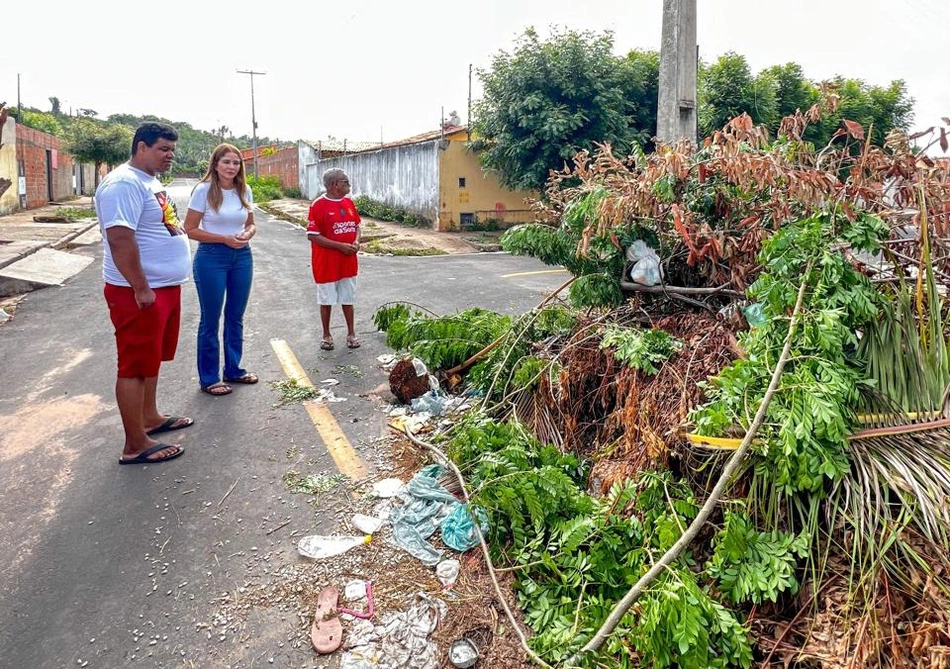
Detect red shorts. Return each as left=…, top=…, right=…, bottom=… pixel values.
left=104, top=284, right=181, bottom=378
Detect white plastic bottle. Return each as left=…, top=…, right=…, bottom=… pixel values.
left=297, top=534, right=371, bottom=560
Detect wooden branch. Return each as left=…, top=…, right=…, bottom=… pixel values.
left=619, top=279, right=744, bottom=297
left=566, top=266, right=811, bottom=666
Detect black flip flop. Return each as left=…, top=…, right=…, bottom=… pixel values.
left=119, top=443, right=184, bottom=465
left=146, top=415, right=194, bottom=436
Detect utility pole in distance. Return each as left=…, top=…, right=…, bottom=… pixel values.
left=656, top=0, right=697, bottom=146
left=237, top=69, right=266, bottom=179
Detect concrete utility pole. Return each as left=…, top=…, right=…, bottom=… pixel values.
left=237, top=69, right=266, bottom=179
left=656, top=0, right=697, bottom=146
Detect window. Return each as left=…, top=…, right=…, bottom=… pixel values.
left=458, top=177, right=466, bottom=188
left=459, top=213, right=475, bottom=229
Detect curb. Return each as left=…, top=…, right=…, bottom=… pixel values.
left=51, top=219, right=99, bottom=251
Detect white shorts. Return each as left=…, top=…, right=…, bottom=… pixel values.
left=316, top=277, right=358, bottom=305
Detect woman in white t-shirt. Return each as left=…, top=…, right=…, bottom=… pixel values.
left=184, top=143, right=257, bottom=396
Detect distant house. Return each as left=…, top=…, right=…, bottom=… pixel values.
left=298, top=125, right=536, bottom=231
left=0, top=116, right=98, bottom=216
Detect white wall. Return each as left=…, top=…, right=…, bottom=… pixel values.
left=299, top=140, right=440, bottom=228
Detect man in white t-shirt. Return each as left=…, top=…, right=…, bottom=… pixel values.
left=95, top=122, right=194, bottom=465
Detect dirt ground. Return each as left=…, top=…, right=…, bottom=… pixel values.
left=212, top=425, right=533, bottom=668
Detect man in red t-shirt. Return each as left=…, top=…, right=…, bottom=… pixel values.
left=307, top=168, right=362, bottom=350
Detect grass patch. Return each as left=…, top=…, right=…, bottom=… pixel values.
left=363, top=240, right=443, bottom=256
left=58, top=207, right=96, bottom=220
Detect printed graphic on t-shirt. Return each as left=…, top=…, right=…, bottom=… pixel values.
left=333, top=220, right=358, bottom=236
left=156, top=191, right=184, bottom=236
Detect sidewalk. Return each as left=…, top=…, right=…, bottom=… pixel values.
left=0, top=196, right=98, bottom=267
left=0, top=196, right=99, bottom=298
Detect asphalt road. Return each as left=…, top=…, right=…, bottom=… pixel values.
left=0, top=184, right=567, bottom=669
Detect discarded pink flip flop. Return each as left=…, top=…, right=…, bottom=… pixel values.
left=311, top=586, right=343, bottom=654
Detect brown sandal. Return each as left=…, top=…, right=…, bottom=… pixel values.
left=320, top=337, right=334, bottom=351
left=201, top=382, right=232, bottom=396
left=225, top=373, right=258, bottom=384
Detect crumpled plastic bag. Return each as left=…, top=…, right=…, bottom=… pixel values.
left=440, top=503, right=488, bottom=552
left=627, top=239, right=663, bottom=286
left=389, top=465, right=459, bottom=566
left=743, top=302, right=767, bottom=327
left=340, top=593, right=448, bottom=669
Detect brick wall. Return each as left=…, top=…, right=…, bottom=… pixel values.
left=243, top=146, right=298, bottom=191
left=16, top=125, right=75, bottom=209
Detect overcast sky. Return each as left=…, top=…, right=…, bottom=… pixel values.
left=5, top=0, right=947, bottom=148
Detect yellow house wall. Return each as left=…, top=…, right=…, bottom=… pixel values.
left=0, top=116, right=18, bottom=215
left=437, top=136, right=536, bottom=231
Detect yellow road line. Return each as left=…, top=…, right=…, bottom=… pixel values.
left=500, top=268, right=569, bottom=278
left=270, top=339, right=368, bottom=480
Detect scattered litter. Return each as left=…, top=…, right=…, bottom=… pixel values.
left=315, top=388, right=346, bottom=403
left=410, top=390, right=470, bottom=417
left=320, top=378, right=340, bottom=386
left=298, top=534, right=371, bottom=560
left=352, top=513, right=384, bottom=535
left=627, top=239, right=663, bottom=286
left=377, top=353, right=398, bottom=371
left=435, top=559, right=460, bottom=588
left=340, top=593, right=448, bottom=669
left=410, top=391, right=448, bottom=416
left=441, top=504, right=488, bottom=552
left=448, top=638, right=479, bottom=668
left=390, top=465, right=466, bottom=566
left=0, top=309, right=11, bottom=324
left=345, top=580, right=369, bottom=601
left=743, top=302, right=767, bottom=327
left=339, top=581, right=375, bottom=619
left=372, top=478, right=405, bottom=498
left=389, top=414, right=432, bottom=434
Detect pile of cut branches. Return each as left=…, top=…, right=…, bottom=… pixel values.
left=376, top=105, right=950, bottom=668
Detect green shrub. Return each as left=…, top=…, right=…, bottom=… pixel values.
left=247, top=175, right=283, bottom=202
left=352, top=194, right=430, bottom=228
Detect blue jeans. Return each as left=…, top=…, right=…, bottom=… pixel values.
left=193, top=243, right=253, bottom=387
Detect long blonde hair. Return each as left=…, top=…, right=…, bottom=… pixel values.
left=199, top=143, right=251, bottom=212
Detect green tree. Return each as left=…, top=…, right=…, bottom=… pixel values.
left=66, top=119, right=133, bottom=185
left=49, top=97, right=62, bottom=115
left=819, top=77, right=914, bottom=146
left=16, top=109, right=63, bottom=135
left=472, top=27, right=658, bottom=192
left=762, top=63, right=816, bottom=120
left=699, top=52, right=777, bottom=135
